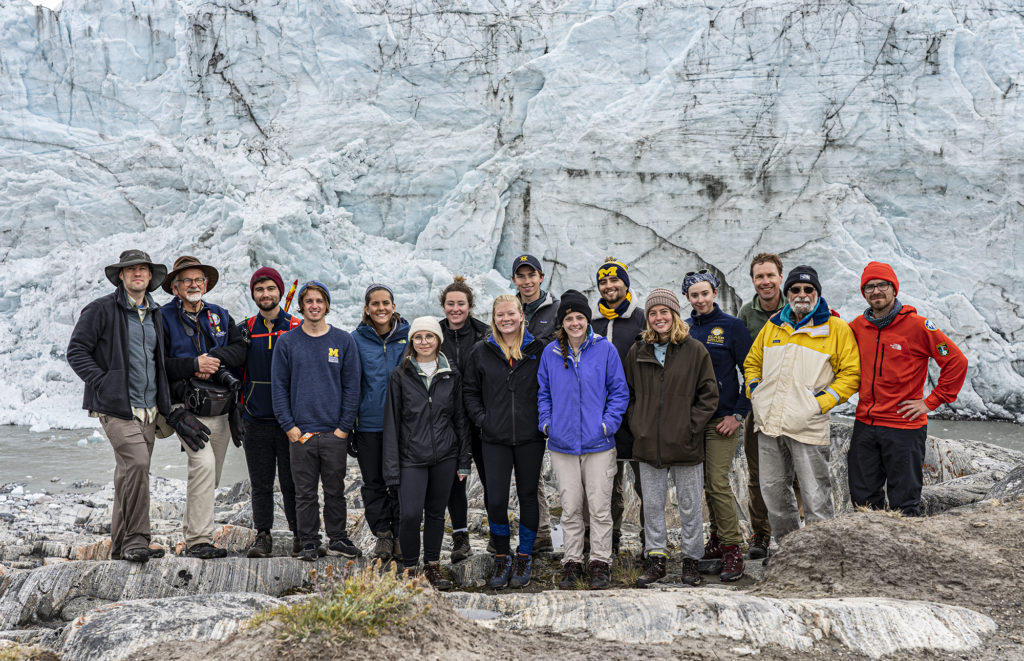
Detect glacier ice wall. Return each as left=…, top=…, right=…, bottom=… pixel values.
left=0, top=0, right=1021, bottom=427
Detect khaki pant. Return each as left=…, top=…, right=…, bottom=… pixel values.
left=551, top=448, right=617, bottom=565
left=100, top=415, right=155, bottom=557
left=180, top=413, right=231, bottom=547
left=704, top=418, right=743, bottom=546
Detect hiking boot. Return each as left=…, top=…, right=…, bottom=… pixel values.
left=327, top=537, right=362, bottom=558
left=247, top=530, right=273, bottom=558
left=489, top=554, right=513, bottom=589
left=558, top=561, right=585, bottom=590
left=681, top=558, right=702, bottom=586
left=589, top=560, right=611, bottom=590
left=702, top=534, right=722, bottom=560
left=748, top=533, right=770, bottom=559
left=508, top=552, right=533, bottom=588
left=297, top=543, right=318, bottom=562
left=719, top=544, right=744, bottom=582
left=450, top=531, right=472, bottom=563
left=122, top=547, right=149, bottom=563
left=423, top=562, right=452, bottom=591
left=372, top=531, right=395, bottom=562
left=533, top=529, right=553, bottom=554
left=636, top=554, right=666, bottom=588
left=147, top=546, right=166, bottom=559
left=185, top=543, right=227, bottom=559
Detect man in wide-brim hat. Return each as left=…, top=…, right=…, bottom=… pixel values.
left=161, top=255, right=219, bottom=294
left=68, top=250, right=210, bottom=563
left=159, top=254, right=247, bottom=559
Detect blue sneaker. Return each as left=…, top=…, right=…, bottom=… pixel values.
left=508, top=552, right=532, bottom=588
left=489, top=554, right=513, bottom=589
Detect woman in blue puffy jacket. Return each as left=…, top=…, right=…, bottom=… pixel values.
left=537, top=290, right=629, bottom=590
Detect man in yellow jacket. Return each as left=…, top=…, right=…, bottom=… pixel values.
left=743, top=266, right=860, bottom=540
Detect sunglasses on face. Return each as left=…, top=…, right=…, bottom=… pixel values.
left=789, top=285, right=815, bottom=295
left=685, top=268, right=710, bottom=277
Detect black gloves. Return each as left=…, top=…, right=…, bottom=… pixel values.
left=229, top=405, right=245, bottom=448
left=167, top=408, right=211, bottom=451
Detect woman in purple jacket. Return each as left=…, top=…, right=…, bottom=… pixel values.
left=538, top=290, right=629, bottom=590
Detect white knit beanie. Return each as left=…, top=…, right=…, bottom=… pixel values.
left=408, top=316, right=443, bottom=343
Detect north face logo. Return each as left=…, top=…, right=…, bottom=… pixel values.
left=799, top=274, right=810, bottom=281
left=890, top=343, right=902, bottom=351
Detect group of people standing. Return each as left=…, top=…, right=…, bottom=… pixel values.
left=67, top=247, right=968, bottom=592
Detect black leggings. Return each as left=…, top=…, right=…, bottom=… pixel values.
left=446, top=428, right=487, bottom=530
left=482, top=441, right=544, bottom=555
left=399, top=458, right=456, bottom=567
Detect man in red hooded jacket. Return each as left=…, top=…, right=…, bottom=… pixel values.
left=849, top=262, right=968, bottom=516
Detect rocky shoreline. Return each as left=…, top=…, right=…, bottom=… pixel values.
left=2, top=421, right=1023, bottom=660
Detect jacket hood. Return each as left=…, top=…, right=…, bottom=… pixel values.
left=775, top=296, right=832, bottom=329
left=487, top=327, right=537, bottom=351
left=355, top=316, right=410, bottom=343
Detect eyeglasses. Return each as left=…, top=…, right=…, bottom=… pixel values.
left=176, top=277, right=207, bottom=286
left=685, top=269, right=710, bottom=277
left=412, top=335, right=437, bottom=344
left=862, top=282, right=892, bottom=293
left=788, top=285, right=815, bottom=295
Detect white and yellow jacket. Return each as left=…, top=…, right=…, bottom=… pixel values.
left=743, top=298, right=860, bottom=446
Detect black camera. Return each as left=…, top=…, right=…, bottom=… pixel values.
left=210, top=367, right=241, bottom=391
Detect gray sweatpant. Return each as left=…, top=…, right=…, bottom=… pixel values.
left=758, top=432, right=833, bottom=539
left=638, top=462, right=704, bottom=561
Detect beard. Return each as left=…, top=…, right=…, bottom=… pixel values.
left=791, top=297, right=815, bottom=315
left=185, top=292, right=203, bottom=304
left=257, top=298, right=279, bottom=311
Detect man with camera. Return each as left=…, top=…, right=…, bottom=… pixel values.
left=68, top=250, right=211, bottom=563
left=160, top=255, right=248, bottom=559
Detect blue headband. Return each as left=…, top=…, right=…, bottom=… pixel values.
left=682, top=270, right=719, bottom=295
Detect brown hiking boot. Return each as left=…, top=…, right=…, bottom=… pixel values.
left=246, top=530, right=273, bottom=558
left=423, top=562, right=452, bottom=591
left=719, top=544, right=744, bottom=582
left=701, top=534, right=722, bottom=560
left=748, top=533, right=770, bottom=559
left=372, top=531, right=395, bottom=562
left=534, top=528, right=553, bottom=554
left=558, top=561, right=585, bottom=589
left=681, top=558, right=702, bottom=586
left=635, top=554, right=666, bottom=588
left=589, top=560, right=611, bottom=590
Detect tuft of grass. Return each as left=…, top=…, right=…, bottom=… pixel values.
left=611, top=557, right=643, bottom=586
left=249, top=559, right=428, bottom=642
left=0, top=643, right=58, bottom=661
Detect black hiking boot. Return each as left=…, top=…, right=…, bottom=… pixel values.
left=558, top=561, right=585, bottom=590
left=636, top=554, right=667, bottom=588
left=450, top=531, right=472, bottom=563
left=681, top=557, right=702, bottom=586
left=247, top=530, right=273, bottom=558
left=589, top=560, right=611, bottom=590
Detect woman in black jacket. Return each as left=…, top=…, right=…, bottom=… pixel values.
left=462, top=294, right=547, bottom=589
left=383, top=316, right=471, bottom=590
left=438, top=276, right=491, bottom=563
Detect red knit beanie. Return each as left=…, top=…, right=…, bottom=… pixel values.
left=860, top=261, right=899, bottom=296
left=250, top=266, right=285, bottom=298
